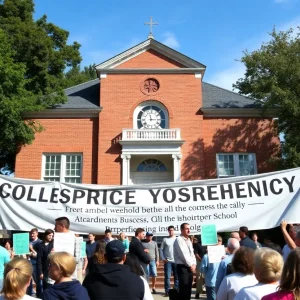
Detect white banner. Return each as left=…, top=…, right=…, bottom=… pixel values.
left=0, top=168, right=299, bottom=235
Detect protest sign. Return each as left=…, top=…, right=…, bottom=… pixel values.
left=13, top=233, right=29, bottom=255
left=53, top=232, right=75, bottom=255
left=201, top=224, right=218, bottom=245
left=207, top=245, right=226, bottom=263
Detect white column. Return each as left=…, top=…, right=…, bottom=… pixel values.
left=121, top=154, right=131, bottom=185
left=172, top=154, right=182, bottom=182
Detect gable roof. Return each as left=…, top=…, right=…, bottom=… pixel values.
left=202, top=82, right=257, bottom=109
left=95, top=38, right=206, bottom=76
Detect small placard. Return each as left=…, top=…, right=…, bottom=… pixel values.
left=201, top=224, right=218, bottom=246
left=207, top=245, right=226, bottom=263
left=13, top=233, right=29, bottom=255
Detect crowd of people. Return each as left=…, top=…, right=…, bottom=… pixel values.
left=0, top=218, right=299, bottom=300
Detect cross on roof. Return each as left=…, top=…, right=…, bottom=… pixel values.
left=144, top=16, right=158, bottom=39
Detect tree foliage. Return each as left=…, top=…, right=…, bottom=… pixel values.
left=63, top=64, right=97, bottom=88
left=0, top=0, right=86, bottom=169
left=234, top=27, right=300, bottom=168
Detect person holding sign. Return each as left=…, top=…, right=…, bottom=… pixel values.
left=0, top=257, right=38, bottom=300
left=173, top=223, right=196, bottom=300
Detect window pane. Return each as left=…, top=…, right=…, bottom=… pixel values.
left=239, top=154, right=255, bottom=175
left=218, top=154, right=234, bottom=176
left=64, top=155, right=82, bottom=183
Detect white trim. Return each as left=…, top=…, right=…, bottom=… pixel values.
left=195, top=73, right=202, bottom=79
left=216, top=153, right=257, bottom=178
left=100, top=73, right=107, bottom=78
left=98, top=68, right=205, bottom=75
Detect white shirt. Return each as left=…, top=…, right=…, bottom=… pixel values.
left=234, top=282, right=279, bottom=300
left=140, top=276, right=154, bottom=300
left=173, top=235, right=196, bottom=267
left=217, top=273, right=258, bottom=300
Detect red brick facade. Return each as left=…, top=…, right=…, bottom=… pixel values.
left=15, top=48, right=280, bottom=184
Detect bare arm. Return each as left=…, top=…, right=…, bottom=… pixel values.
left=281, top=220, right=297, bottom=250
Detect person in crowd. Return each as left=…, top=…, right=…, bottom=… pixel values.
left=261, top=248, right=300, bottom=300
left=37, top=229, right=54, bottom=291
left=54, top=217, right=71, bottom=234
left=124, top=253, right=154, bottom=300
left=251, top=232, right=262, bottom=248
left=86, top=233, right=97, bottom=273
left=160, top=225, right=179, bottom=298
left=234, top=248, right=283, bottom=300
left=119, top=232, right=130, bottom=253
left=281, top=220, right=300, bottom=251
left=89, top=240, right=106, bottom=271
left=102, top=229, right=114, bottom=244
left=142, top=232, right=159, bottom=294
left=41, top=252, right=89, bottom=300
left=27, top=228, right=42, bottom=297
left=217, top=247, right=257, bottom=300
left=129, top=228, right=150, bottom=275
left=0, top=257, right=37, bottom=300
left=200, top=236, right=223, bottom=300
left=83, top=240, right=145, bottom=299
left=193, top=237, right=205, bottom=299
left=0, top=243, right=10, bottom=291
left=215, top=238, right=240, bottom=292
left=263, top=236, right=282, bottom=254
left=281, top=224, right=297, bottom=261
left=4, top=240, right=14, bottom=259
left=173, top=223, right=196, bottom=300
left=238, top=226, right=257, bottom=250
left=230, top=232, right=241, bottom=241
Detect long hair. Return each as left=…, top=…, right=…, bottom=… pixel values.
left=93, top=240, right=106, bottom=264
left=1, top=257, right=32, bottom=300
left=278, top=248, right=300, bottom=300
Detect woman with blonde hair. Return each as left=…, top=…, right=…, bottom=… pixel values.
left=119, top=232, right=130, bottom=253
left=0, top=257, right=37, bottom=300
left=41, top=252, right=89, bottom=300
left=262, top=248, right=300, bottom=300
left=234, top=248, right=283, bottom=300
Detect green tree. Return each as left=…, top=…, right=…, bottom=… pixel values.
left=63, top=64, right=97, bottom=89
left=0, top=29, right=42, bottom=168
left=234, top=27, right=300, bottom=168
left=0, top=0, right=83, bottom=169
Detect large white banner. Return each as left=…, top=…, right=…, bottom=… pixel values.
left=0, top=168, right=299, bottom=235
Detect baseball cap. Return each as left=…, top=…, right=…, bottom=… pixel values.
left=146, top=232, right=153, bottom=236
left=105, top=240, right=125, bottom=258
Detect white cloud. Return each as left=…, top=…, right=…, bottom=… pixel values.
left=206, top=63, right=246, bottom=91
left=161, top=32, right=180, bottom=49
left=206, top=16, right=300, bottom=90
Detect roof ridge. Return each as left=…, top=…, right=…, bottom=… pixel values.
left=64, top=78, right=99, bottom=91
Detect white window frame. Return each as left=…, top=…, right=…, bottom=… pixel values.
left=42, top=153, right=83, bottom=183
left=216, top=153, right=257, bottom=178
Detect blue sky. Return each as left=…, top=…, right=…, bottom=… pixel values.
left=34, top=0, right=300, bottom=90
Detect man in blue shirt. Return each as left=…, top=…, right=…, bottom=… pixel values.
left=215, top=237, right=240, bottom=292
left=0, top=244, right=10, bottom=290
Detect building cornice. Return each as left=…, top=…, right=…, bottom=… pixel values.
left=201, top=108, right=278, bottom=118
left=24, top=108, right=102, bottom=119
left=98, top=68, right=205, bottom=75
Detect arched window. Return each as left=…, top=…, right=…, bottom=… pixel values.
left=133, top=101, right=168, bottom=129
left=137, top=159, right=167, bottom=172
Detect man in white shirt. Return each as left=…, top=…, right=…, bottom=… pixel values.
left=173, top=223, right=196, bottom=300
left=160, top=225, right=179, bottom=297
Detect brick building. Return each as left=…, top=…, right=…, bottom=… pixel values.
left=15, top=38, right=280, bottom=185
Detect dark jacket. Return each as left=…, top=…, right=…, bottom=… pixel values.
left=37, top=240, right=53, bottom=277
left=83, top=263, right=144, bottom=300
left=240, top=236, right=257, bottom=250
left=42, top=280, right=90, bottom=300
left=129, top=236, right=150, bottom=264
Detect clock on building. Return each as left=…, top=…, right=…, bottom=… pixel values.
left=137, top=105, right=166, bottom=129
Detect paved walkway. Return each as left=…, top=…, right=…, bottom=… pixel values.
left=152, top=289, right=207, bottom=299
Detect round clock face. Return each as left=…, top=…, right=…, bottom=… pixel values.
left=141, top=109, right=161, bottom=129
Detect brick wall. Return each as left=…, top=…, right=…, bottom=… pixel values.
left=15, top=118, right=99, bottom=183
